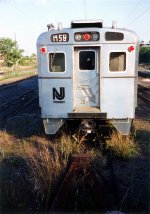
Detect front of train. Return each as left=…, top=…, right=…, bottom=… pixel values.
left=37, top=20, right=139, bottom=135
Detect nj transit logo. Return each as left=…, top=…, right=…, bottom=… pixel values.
left=53, top=87, right=65, bottom=103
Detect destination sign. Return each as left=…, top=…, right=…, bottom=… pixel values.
left=51, top=33, right=69, bottom=42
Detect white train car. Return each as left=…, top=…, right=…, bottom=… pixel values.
left=37, top=20, right=139, bottom=135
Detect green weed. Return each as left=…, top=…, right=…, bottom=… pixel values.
left=105, top=131, right=140, bottom=158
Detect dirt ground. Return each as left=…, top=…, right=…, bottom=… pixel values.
left=0, top=73, right=37, bottom=86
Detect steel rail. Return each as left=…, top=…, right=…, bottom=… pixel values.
left=138, top=93, right=150, bottom=103
left=49, top=153, right=118, bottom=212
left=0, top=96, right=38, bottom=125
left=0, top=87, right=38, bottom=110
left=138, top=84, right=150, bottom=103
left=0, top=87, right=38, bottom=125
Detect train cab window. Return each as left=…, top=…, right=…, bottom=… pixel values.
left=49, top=53, right=65, bottom=72
left=109, top=52, right=126, bottom=71
left=79, top=51, right=95, bottom=70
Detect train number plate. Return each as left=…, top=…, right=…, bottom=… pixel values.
left=51, top=33, right=69, bottom=42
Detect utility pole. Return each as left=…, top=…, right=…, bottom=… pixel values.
left=14, top=32, right=16, bottom=42
left=14, top=32, right=17, bottom=48
left=84, top=0, right=87, bottom=19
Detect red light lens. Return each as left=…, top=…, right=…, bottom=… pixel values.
left=128, top=46, right=134, bottom=52
left=40, top=47, right=47, bottom=53
left=84, top=33, right=91, bottom=41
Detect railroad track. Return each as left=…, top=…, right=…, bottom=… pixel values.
left=0, top=75, right=37, bottom=91
left=49, top=153, right=119, bottom=213
left=0, top=87, right=38, bottom=125
left=138, top=84, right=150, bottom=103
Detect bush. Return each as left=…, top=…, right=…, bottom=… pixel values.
left=139, top=46, right=150, bottom=64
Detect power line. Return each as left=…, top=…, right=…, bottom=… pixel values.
left=140, top=28, right=150, bottom=36
left=126, top=6, right=150, bottom=27
left=123, top=0, right=143, bottom=25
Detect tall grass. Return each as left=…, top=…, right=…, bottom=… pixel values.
left=105, top=131, right=140, bottom=158
left=0, top=131, right=25, bottom=159
left=0, top=130, right=100, bottom=212
left=24, top=134, right=90, bottom=210
left=0, top=129, right=141, bottom=212
left=25, top=138, right=61, bottom=210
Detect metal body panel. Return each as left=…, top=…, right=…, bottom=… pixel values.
left=38, top=78, right=42, bottom=107
left=112, top=119, right=132, bottom=135
left=101, top=78, right=135, bottom=118
left=43, top=118, right=64, bottom=134
left=40, top=79, right=73, bottom=118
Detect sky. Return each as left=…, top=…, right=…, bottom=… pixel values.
left=0, top=0, right=150, bottom=55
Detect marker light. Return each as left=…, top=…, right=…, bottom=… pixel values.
left=84, top=33, right=91, bottom=41
left=74, top=32, right=99, bottom=42
left=128, top=46, right=134, bottom=52
left=93, top=33, right=99, bottom=41
left=75, top=33, right=82, bottom=41
left=40, top=47, right=47, bottom=53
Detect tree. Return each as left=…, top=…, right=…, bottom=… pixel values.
left=30, top=53, right=37, bottom=63
left=0, top=37, right=24, bottom=67
left=139, top=46, right=150, bottom=64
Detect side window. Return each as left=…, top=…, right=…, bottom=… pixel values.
left=79, top=51, right=95, bottom=70
left=109, top=52, right=126, bottom=72
left=49, top=53, right=65, bottom=72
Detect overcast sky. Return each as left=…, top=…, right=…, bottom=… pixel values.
left=0, top=0, right=150, bottom=55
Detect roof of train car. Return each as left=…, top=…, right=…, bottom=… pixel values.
left=37, top=22, right=139, bottom=45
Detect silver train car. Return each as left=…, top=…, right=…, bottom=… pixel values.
left=37, top=20, right=139, bottom=135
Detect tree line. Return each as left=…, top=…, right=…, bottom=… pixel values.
left=0, top=37, right=36, bottom=67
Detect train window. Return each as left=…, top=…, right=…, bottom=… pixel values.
left=79, top=51, right=95, bottom=70
left=105, top=32, right=124, bottom=41
left=49, top=53, right=65, bottom=72
left=109, top=52, right=126, bottom=71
